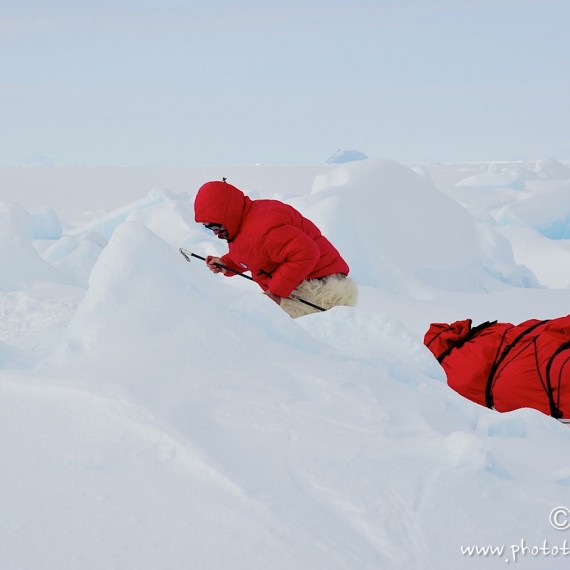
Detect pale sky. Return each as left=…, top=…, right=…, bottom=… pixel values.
left=1, top=0, right=569, bottom=166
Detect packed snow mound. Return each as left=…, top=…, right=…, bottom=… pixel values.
left=429, top=160, right=570, bottom=288
left=0, top=201, right=62, bottom=290
left=42, top=232, right=107, bottom=289
left=65, top=188, right=193, bottom=243
left=455, top=163, right=536, bottom=190
left=0, top=375, right=302, bottom=570
left=304, top=159, right=533, bottom=293
left=498, top=225, right=570, bottom=288
left=494, top=182, right=570, bottom=239
left=40, top=189, right=198, bottom=288
left=31, top=206, right=62, bottom=239
left=533, top=159, right=570, bottom=180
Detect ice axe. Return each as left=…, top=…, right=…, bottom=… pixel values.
left=179, top=248, right=326, bottom=312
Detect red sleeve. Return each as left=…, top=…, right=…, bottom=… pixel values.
left=220, top=254, right=246, bottom=277
left=261, top=226, right=320, bottom=298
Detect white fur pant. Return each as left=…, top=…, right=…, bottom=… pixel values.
left=279, top=274, right=359, bottom=319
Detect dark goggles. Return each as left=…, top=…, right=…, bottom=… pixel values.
left=203, top=223, right=223, bottom=232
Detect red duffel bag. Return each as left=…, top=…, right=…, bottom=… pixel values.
left=424, top=316, right=570, bottom=419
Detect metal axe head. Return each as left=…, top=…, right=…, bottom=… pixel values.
left=179, top=248, right=192, bottom=262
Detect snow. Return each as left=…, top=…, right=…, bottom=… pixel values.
left=1, top=158, right=570, bottom=569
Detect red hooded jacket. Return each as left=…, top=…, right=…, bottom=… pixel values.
left=194, top=180, right=349, bottom=298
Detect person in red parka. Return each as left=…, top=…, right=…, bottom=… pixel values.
left=194, top=179, right=358, bottom=318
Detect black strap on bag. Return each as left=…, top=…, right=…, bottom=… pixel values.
left=435, top=320, right=497, bottom=364
left=544, top=340, right=570, bottom=419
left=485, top=320, right=550, bottom=409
